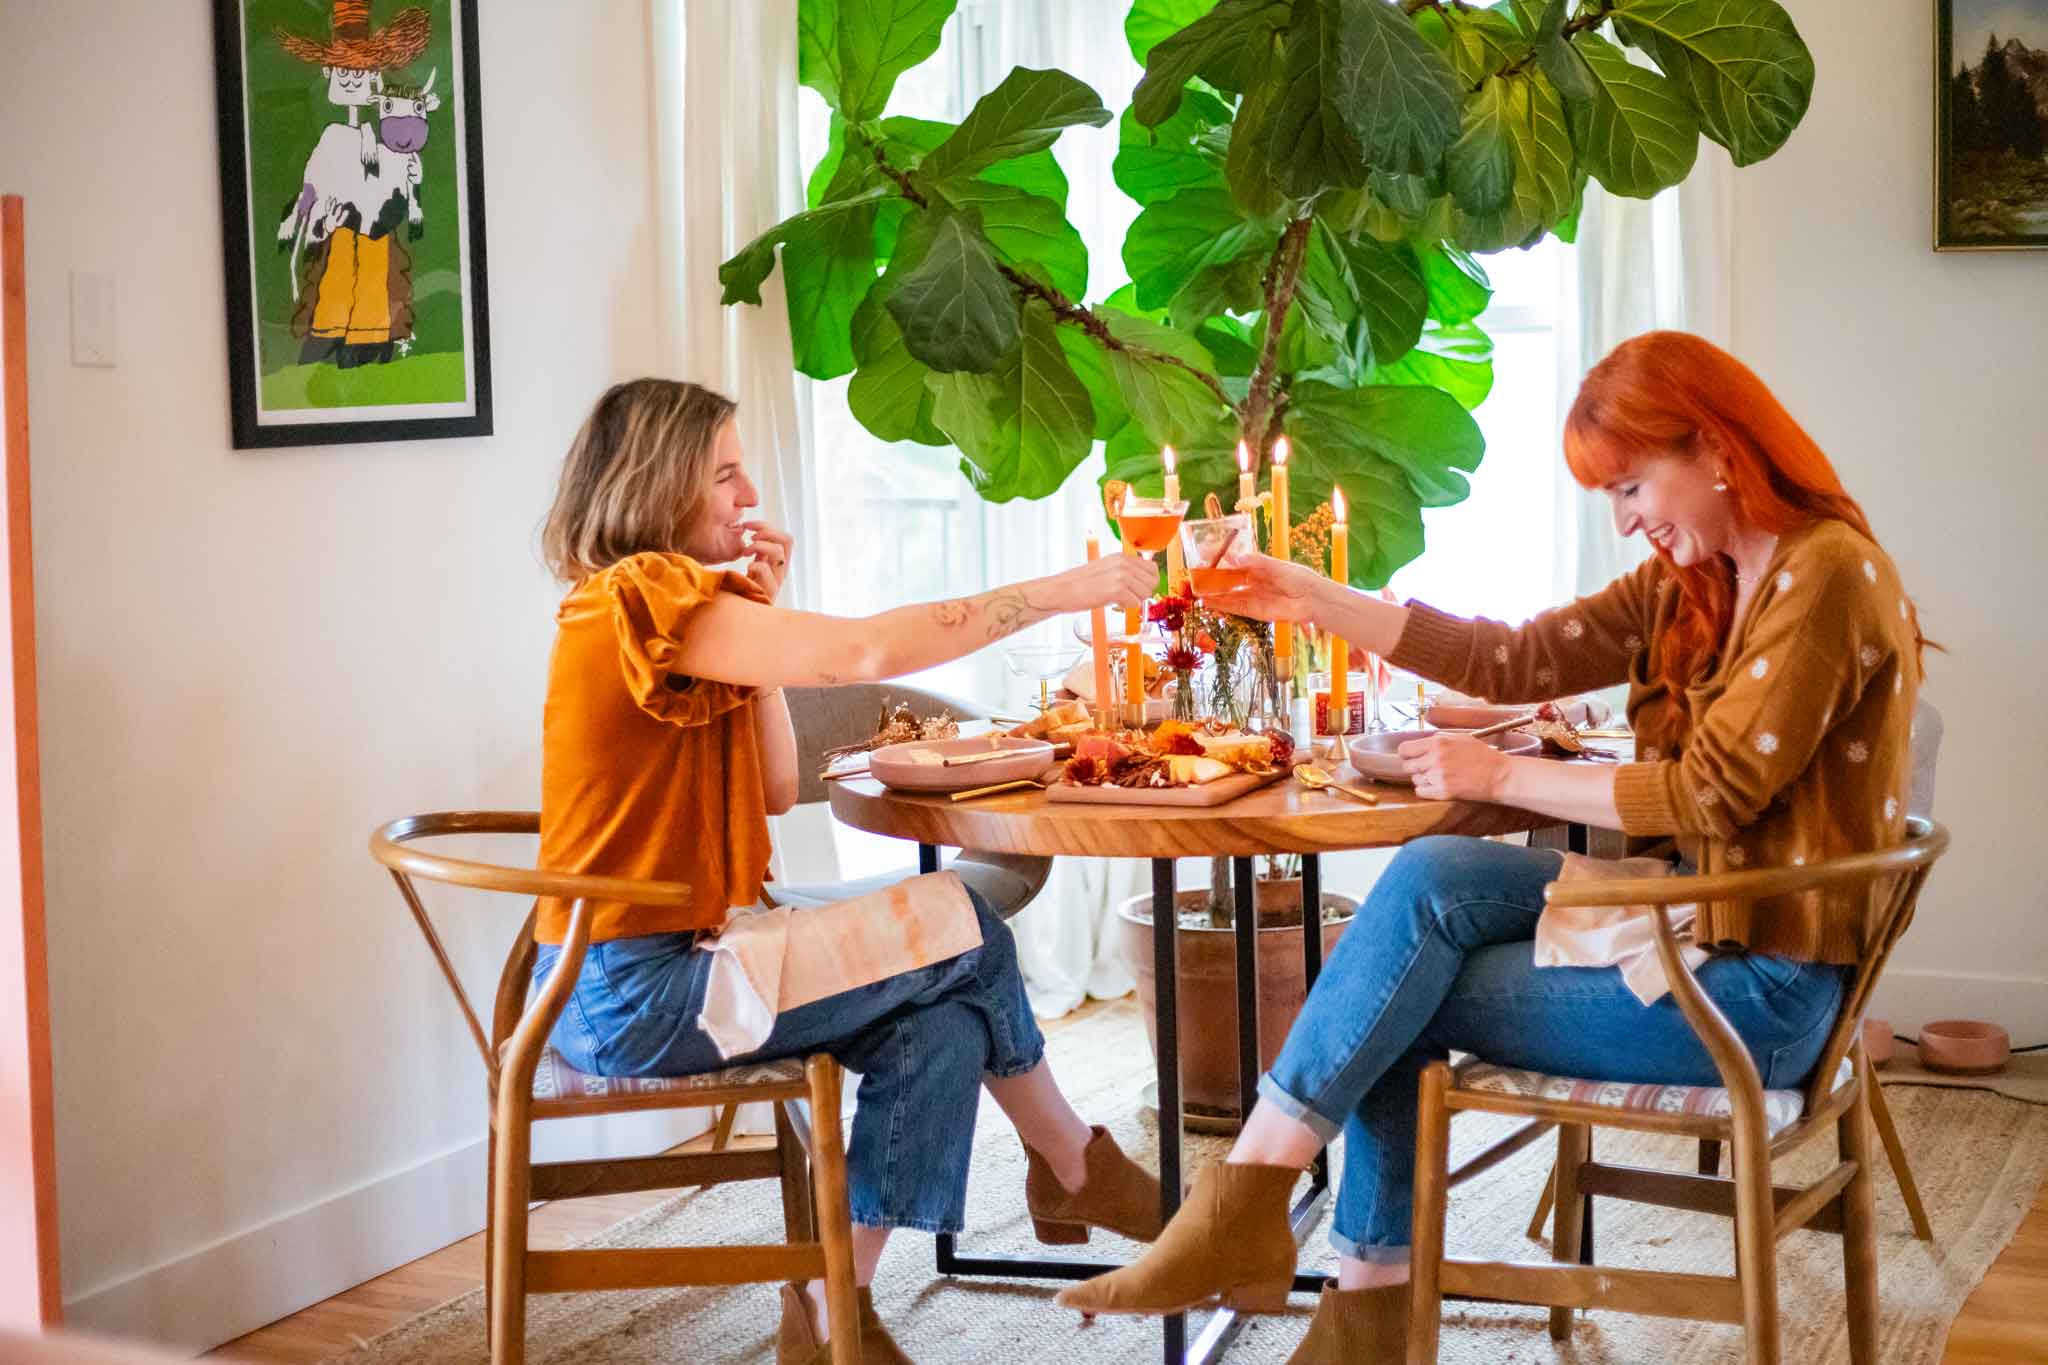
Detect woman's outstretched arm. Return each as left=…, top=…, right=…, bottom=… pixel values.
left=664, top=554, right=1159, bottom=691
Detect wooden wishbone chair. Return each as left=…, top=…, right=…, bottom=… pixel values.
left=1406, top=817, right=1949, bottom=1365
left=369, top=812, right=859, bottom=1365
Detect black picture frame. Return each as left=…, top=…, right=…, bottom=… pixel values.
left=1935, top=0, right=2048, bottom=251
left=212, top=0, right=493, bottom=447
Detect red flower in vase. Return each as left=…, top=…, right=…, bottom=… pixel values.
left=1164, top=646, right=1201, bottom=672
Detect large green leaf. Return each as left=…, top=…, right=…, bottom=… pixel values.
left=1122, top=187, right=1279, bottom=313
left=719, top=188, right=892, bottom=306
left=1114, top=93, right=1232, bottom=207
left=1276, top=401, right=1430, bottom=588
left=807, top=114, right=871, bottom=208
left=1368, top=317, right=1495, bottom=409
left=1127, top=0, right=1223, bottom=64
left=919, top=68, right=1112, bottom=185
left=1223, top=39, right=1290, bottom=217
left=886, top=209, right=1019, bottom=373
left=1446, top=74, right=1517, bottom=214
left=783, top=206, right=887, bottom=379
left=928, top=301, right=1096, bottom=502
left=1331, top=230, right=1428, bottom=366
left=877, top=117, right=1070, bottom=207
left=1098, top=310, right=1229, bottom=447
left=1195, top=315, right=1259, bottom=376
left=1445, top=7, right=1530, bottom=86
left=1291, top=380, right=1484, bottom=508
left=847, top=285, right=949, bottom=445
left=1262, top=0, right=1380, bottom=196
left=798, top=0, right=842, bottom=109
left=934, top=180, right=1090, bottom=298
left=1132, top=0, right=1291, bottom=127
left=1558, top=29, right=1699, bottom=197
left=1337, top=0, right=1464, bottom=177
left=1411, top=241, right=1492, bottom=324
left=1611, top=0, right=1812, bottom=166
left=1055, top=322, right=1130, bottom=441
left=836, top=0, right=958, bottom=121
left=1451, top=68, right=1576, bottom=251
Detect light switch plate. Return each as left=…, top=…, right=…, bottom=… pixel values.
left=70, top=270, right=116, bottom=368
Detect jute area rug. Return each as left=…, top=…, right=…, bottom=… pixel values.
left=336, top=1000, right=2048, bottom=1364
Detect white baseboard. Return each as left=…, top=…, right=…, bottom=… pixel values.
left=1870, top=968, right=2048, bottom=1045
left=65, top=1109, right=709, bottom=1354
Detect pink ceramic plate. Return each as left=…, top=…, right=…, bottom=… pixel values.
left=1346, top=728, right=1542, bottom=785
left=868, top=735, right=1057, bottom=794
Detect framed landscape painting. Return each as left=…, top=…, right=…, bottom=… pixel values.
left=212, top=0, right=492, bottom=447
left=1937, top=0, right=2048, bottom=249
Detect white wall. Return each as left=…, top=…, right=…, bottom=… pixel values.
left=1726, top=0, right=2048, bottom=1037
left=0, top=0, right=705, bottom=1349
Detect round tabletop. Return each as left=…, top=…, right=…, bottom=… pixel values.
left=827, top=770, right=1555, bottom=859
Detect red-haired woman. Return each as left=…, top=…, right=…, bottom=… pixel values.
left=1059, top=332, right=1929, bottom=1362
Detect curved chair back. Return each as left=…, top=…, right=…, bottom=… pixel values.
left=368, top=811, right=692, bottom=1087
left=1544, top=817, right=1949, bottom=1116
left=784, top=681, right=990, bottom=806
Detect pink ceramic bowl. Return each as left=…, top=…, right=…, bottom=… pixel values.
left=867, top=735, right=1056, bottom=794
left=1917, top=1019, right=2010, bottom=1075
left=1861, top=1017, right=1895, bottom=1067
left=1346, top=728, right=1542, bottom=785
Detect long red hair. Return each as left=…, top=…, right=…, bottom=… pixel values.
left=1562, top=332, right=1927, bottom=721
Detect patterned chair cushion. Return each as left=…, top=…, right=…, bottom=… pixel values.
left=532, top=1045, right=805, bottom=1104
left=1456, top=1056, right=1853, bottom=1138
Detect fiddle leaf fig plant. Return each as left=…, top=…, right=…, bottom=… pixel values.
left=722, top=0, right=1814, bottom=588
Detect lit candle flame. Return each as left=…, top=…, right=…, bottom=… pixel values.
left=1332, top=484, right=1347, bottom=524
left=1272, top=435, right=1289, bottom=467
left=1162, top=445, right=1177, bottom=476
left=1236, top=440, right=1251, bottom=474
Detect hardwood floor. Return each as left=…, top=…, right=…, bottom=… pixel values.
left=212, top=1004, right=2048, bottom=1364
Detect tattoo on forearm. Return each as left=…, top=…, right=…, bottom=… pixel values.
left=930, top=599, right=970, bottom=628
left=981, top=587, right=1050, bottom=641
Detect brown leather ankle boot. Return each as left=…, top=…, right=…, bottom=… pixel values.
left=776, top=1282, right=913, bottom=1364
left=1024, top=1125, right=1165, bottom=1244
left=1053, top=1161, right=1299, bottom=1315
left=1283, top=1280, right=1409, bottom=1364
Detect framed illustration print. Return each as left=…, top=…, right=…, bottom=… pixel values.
left=1936, top=0, right=2048, bottom=250
left=212, top=0, right=493, bottom=447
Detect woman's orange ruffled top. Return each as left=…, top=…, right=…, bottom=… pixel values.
left=537, top=552, right=772, bottom=944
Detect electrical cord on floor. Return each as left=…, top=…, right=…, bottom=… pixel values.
left=1892, top=1034, right=2047, bottom=1053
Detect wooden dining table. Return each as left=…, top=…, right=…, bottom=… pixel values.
left=830, top=768, right=1586, bottom=1365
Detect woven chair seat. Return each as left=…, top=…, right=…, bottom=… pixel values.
left=532, top=1046, right=806, bottom=1104
left=1457, top=1056, right=1853, bottom=1138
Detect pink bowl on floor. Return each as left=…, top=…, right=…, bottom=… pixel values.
left=1918, top=1019, right=2010, bottom=1075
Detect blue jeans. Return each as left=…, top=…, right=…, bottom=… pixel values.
left=1258, top=837, right=1846, bottom=1263
left=532, top=886, right=1044, bottom=1233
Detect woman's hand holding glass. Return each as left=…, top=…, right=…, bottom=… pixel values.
left=1209, top=552, right=1325, bottom=624
left=1048, top=553, right=1159, bottom=614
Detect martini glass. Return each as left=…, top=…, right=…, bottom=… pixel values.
left=1002, top=643, right=1086, bottom=716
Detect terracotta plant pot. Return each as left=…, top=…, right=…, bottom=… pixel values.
left=1918, top=1019, right=2010, bottom=1075
left=1117, top=879, right=1357, bottom=1127
left=1861, top=1017, right=1895, bottom=1068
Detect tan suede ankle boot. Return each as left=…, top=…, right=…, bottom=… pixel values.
left=1024, top=1125, right=1165, bottom=1245
left=1053, top=1161, right=1299, bottom=1316
left=1283, top=1280, right=1410, bottom=1364
left=776, top=1282, right=913, bottom=1364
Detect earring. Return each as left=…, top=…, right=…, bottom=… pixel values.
left=1713, top=472, right=1729, bottom=492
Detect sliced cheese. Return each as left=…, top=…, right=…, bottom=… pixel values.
left=1166, top=755, right=1233, bottom=785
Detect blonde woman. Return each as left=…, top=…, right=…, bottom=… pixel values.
left=531, top=378, right=1161, bottom=1363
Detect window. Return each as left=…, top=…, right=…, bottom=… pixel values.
left=1385, top=238, right=1579, bottom=626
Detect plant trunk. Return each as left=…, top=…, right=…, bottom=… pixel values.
left=1207, top=855, right=1231, bottom=926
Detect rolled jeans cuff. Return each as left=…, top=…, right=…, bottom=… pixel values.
left=1328, top=1227, right=1411, bottom=1265
left=1257, top=1072, right=1343, bottom=1144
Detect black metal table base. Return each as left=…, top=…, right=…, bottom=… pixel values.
left=922, top=844, right=1331, bottom=1364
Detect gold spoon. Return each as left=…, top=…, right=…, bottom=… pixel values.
left=1293, top=763, right=1379, bottom=805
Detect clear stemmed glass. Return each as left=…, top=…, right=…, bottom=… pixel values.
left=1002, top=643, right=1086, bottom=716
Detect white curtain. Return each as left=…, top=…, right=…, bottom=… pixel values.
left=654, top=0, right=821, bottom=616
left=1556, top=145, right=1735, bottom=605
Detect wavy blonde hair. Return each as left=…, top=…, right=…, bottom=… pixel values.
left=541, top=379, right=736, bottom=583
